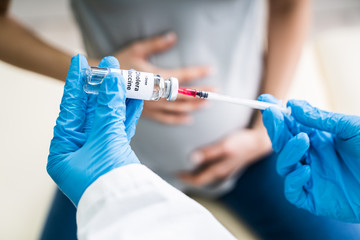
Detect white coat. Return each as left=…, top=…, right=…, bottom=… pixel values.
left=77, top=164, right=236, bottom=239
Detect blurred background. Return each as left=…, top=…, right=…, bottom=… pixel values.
left=0, top=0, right=359, bottom=239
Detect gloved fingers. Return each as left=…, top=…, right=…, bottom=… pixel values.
left=125, top=99, right=144, bottom=141
left=288, top=99, right=360, bottom=139
left=83, top=94, right=97, bottom=133
left=51, top=54, right=89, bottom=154
left=99, top=56, right=121, bottom=69
left=284, top=165, right=311, bottom=208
left=83, top=57, right=121, bottom=133
left=59, top=54, right=89, bottom=131
left=262, top=106, right=293, bottom=152
left=258, top=94, right=283, bottom=108
left=277, top=132, right=310, bottom=176
left=258, top=94, right=303, bottom=138
left=90, top=72, right=127, bottom=139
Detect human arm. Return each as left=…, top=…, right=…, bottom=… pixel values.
left=48, top=54, right=235, bottom=238
left=0, top=0, right=93, bottom=81
left=1, top=0, right=212, bottom=124
left=248, top=0, right=311, bottom=135
left=247, top=0, right=311, bottom=151
left=260, top=94, right=360, bottom=223
left=179, top=0, right=310, bottom=186
left=262, top=0, right=310, bottom=100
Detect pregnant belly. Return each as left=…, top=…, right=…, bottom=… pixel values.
left=131, top=101, right=253, bottom=173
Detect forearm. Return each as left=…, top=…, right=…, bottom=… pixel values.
left=262, top=0, right=310, bottom=99
left=0, top=16, right=97, bottom=81
left=254, top=0, right=310, bottom=128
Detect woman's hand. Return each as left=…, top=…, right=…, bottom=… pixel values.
left=179, top=126, right=272, bottom=186
left=113, top=32, right=214, bottom=124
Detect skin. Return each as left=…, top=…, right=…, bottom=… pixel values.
left=0, top=0, right=75, bottom=80
left=0, top=0, right=309, bottom=187
left=111, top=32, right=213, bottom=125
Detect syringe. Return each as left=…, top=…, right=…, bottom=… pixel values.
left=178, top=88, right=291, bottom=114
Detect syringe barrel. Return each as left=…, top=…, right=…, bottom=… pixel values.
left=82, top=67, right=178, bottom=101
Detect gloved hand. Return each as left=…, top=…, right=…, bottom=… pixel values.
left=259, top=94, right=360, bottom=223
left=47, top=54, right=143, bottom=206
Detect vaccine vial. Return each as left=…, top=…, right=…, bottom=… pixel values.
left=83, top=67, right=179, bottom=101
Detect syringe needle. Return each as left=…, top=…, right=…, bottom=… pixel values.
left=178, top=88, right=291, bottom=114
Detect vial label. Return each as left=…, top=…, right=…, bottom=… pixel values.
left=111, top=69, right=154, bottom=100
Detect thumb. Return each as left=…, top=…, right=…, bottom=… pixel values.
left=192, top=142, right=225, bottom=165
left=258, top=94, right=283, bottom=107
left=259, top=94, right=293, bottom=152
left=99, top=56, right=120, bottom=69
left=289, top=100, right=360, bottom=139
left=90, top=72, right=127, bottom=139
left=262, top=107, right=293, bottom=152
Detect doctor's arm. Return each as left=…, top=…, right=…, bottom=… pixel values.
left=48, top=54, right=235, bottom=239
left=77, top=165, right=235, bottom=239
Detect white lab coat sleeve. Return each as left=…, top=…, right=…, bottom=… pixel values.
left=77, top=164, right=236, bottom=240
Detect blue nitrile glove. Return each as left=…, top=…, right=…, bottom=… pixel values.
left=47, top=54, right=143, bottom=206
left=259, top=94, right=360, bottom=223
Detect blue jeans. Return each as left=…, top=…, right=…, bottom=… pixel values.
left=40, top=189, right=77, bottom=240
left=41, top=154, right=360, bottom=240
